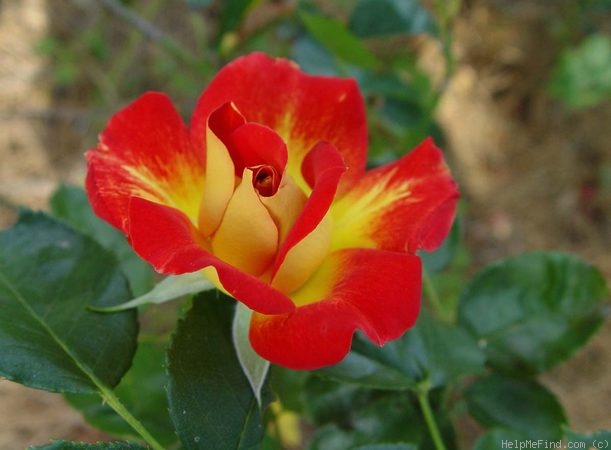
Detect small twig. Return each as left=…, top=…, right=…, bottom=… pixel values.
left=99, top=0, right=166, bottom=44
left=108, top=0, right=166, bottom=84
left=0, top=107, right=95, bottom=122
left=97, top=0, right=213, bottom=77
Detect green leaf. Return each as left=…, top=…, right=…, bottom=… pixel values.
left=420, top=219, right=460, bottom=273
left=308, top=424, right=359, bottom=450
left=65, top=341, right=177, bottom=447
left=186, top=0, right=213, bottom=8
left=50, top=185, right=154, bottom=296
left=291, top=36, right=341, bottom=76
left=270, top=365, right=310, bottom=413
left=92, top=272, right=213, bottom=312
left=564, top=428, right=611, bottom=448
left=349, top=0, right=437, bottom=38
left=233, top=302, right=270, bottom=406
left=0, top=212, right=137, bottom=393
left=353, top=445, right=418, bottom=450
left=472, top=428, right=530, bottom=450
left=549, top=34, right=611, bottom=109
left=303, top=377, right=372, bottom=425
left=299, top=11, right=380, bottom=69
left=261, top=435, right=283, bottom=450
left=219, top=0, right=256, bottom=36
left=458, top=252, right=609, bottom=376
left=466, top=374, right=567, bottom=441
left=310, top=429, right=420, bottom=450
left=167, top=291, right=269, bottom=449
left=348, top=394, right=428, bottom=446
left=317, top=311, right=484, bottom=390
left=357, top=71, right=421, bottom=102
left=305, top=384, right=443, bottom=449
left=30, top=441, right=148, bottom=450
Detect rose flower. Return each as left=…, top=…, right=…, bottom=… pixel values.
left=86, top=53, right=458, bottom=370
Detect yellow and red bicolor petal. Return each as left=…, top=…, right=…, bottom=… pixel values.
left=190, top=52, right=367, bottom=194
left=330, top=138, right=459, bottom=253
left=198, top=109, right=236, bottom=237
left=86, top=92, right=205, bottom=233
left=276, top=142, right=346, bottom=268
left=270, top=215, right=332, bottom=295
left=127, top=197, right=294, bottom=315
left=249, top=249, right=421, bottom=369
left=267, top=142, right=346, bottom=292
left=211, top=169, right=279, bottom=276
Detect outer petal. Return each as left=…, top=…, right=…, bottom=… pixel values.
left=250, top=249, right=421, bottom=369
left=330, top=138, right=459, bottom=253
left=86, top=92, right=204, bottom=232
left=127, top=197, right=294, bottom=315
left=191, top=52, right=366, bottom=194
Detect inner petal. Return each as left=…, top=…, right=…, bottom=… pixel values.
left=211, top=169, right=279, bottom=276
left=260, top=173, right=308, bottom=245
left=252, top=165, right=279, bottom=197
left=225, top=122, right=288, bottom=178
left=271, top=214, right=332, bottom=295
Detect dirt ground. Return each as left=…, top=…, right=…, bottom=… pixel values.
left=0, top=0, right=609, bottom=448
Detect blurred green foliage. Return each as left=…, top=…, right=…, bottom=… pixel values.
left=549, top=33, right=611, bottom=109
left=349, top=0, right=437, bottom=38
left=37, top=0, right=453, bottom=164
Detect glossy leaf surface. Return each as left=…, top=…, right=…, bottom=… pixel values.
left=349, top=0, right=437, bottom=38
left=65, top=342, right=177, bottom=447
left=472, top=428, right=531, bottom=450
left=299, top=11, right=379, bottom=69
left=466, top=374, right=567, bottom=441
left=459, top=252, right=608, bottom=376
left=0, top=212, right=137, bottom=394
left=317, top=311, right=484, bottom=389
left=51, top=184, right=154, bottom=296
left=167, top=291, right=269, bottom=449
left=564, top=429, right=611, bottom=449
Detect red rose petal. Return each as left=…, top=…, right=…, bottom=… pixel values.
left=271, top=141, right=346, bottom=276
left=191, top=52, right=367, bottom=194
left=225, top=122, right=288, bottom=184
left=86, top=92, right=205, bottom=233
left=330, top=138, right=459, bottom=253
left=127, top=196, right=294, bottom=315
left=250, top=249, right=421, bottom=369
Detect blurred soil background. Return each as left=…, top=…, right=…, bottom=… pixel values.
left=0, top=0, right=609, bottom=448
